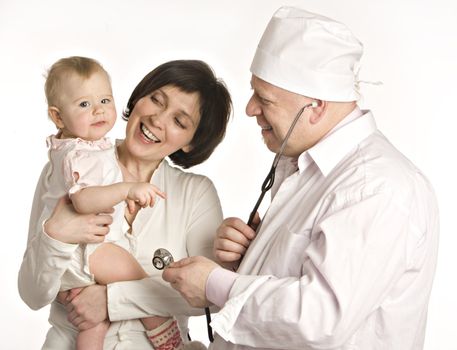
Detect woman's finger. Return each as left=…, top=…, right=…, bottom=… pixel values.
left=94, top=213, right=113, bottom=226
left=66, top=288, right=83, bottom=302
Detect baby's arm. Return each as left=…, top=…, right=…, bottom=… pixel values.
left=71, top=182, right=166, bottom=215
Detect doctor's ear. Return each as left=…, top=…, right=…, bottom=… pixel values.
left=309, top=100, right=326, bottom=124
left=48, top=106, right=65, bottom=129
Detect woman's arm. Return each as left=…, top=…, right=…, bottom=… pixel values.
left=18, top=166, right=112, bottom=310
left=18, top=165, right=75, bottom=309
left=108, top=176, right=223, bottom=321
left=64, top=174, right=222, bottom=326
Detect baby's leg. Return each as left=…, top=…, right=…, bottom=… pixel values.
left=76, top=321, right=109, bottom=350
left=145, top=318, right=184, bottom=350
left=89, top=242, right=148, bottom=284
left=145, top=319, right=207, bottom=350
left=89, top=243, right=184, bottom=349
left=75, top=243, right=147, bottom=350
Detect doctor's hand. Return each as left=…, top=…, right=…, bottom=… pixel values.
left=213, top=215, right=259, bottom=268
left=44, top=196, right=114, bottom=244
left=162, top=256, right=219, bottom=308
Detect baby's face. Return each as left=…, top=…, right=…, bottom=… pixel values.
left=53, top=71, right=117, bottom=141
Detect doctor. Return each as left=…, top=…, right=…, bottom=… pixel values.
left=163, top=7, right=439, bottom=350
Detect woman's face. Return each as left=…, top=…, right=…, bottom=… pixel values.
left=124, top=85, right=201, bottom=164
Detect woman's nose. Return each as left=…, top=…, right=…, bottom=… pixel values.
left=246, top=95, right=261, bottom=118
left=148, top=112, right=165, bottom=129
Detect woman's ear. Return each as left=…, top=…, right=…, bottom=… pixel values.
left=181, top=144, right=193, bottom=153
left=48, top=107, right=65, bottom=129
left=309, top=100, right=326, bottom=125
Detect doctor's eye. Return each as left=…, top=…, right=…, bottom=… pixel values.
left=254, top=93, right=272, bottom=106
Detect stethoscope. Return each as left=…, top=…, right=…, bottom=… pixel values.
left=151, top=100, right=318, bottom=341
left=152, top=248, right=215, bottom=342
left=246, top=100, right=318, bottom=228
left=152, top=248, right=174, bottom=270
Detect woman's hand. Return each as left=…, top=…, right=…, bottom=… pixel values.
left=65, top=285, right=109, bottom=331
left=44, top=196, right=114, bottom=244
left=213, top=215, right=259, bottom=269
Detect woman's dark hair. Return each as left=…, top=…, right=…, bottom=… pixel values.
left=123, top=60, right=232, bottom=168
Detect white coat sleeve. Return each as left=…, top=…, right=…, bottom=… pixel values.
left=17, top=163, right=78, bottom=310
left=211, top=191, right=432, bottom=349
left=107, top=178, right=222, bottom=321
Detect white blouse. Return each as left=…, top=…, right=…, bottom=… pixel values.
left=19, top=157, right=223, bottom=349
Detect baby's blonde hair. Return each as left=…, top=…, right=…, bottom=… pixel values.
left=44, top=56, right=109, bottom=107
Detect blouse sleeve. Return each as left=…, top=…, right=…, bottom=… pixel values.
left=17, top=163, right=78, bottom=310
left=107, top=176, right=223, bottom=320
left=185, top=177, right=222, bottom=259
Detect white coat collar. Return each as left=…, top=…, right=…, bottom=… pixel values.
left=298, top=108, right=377, bottom=177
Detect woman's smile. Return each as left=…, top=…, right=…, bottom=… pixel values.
left=140, top=123, right=161, bottom=143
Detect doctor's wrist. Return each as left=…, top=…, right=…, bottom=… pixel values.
left=205, top=267, right=238, bottom=308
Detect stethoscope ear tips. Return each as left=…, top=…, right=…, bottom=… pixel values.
left=311, top=101, right=319, bottom=108
left=152, top=248, right=174, bottom=270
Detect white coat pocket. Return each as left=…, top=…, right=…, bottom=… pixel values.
left=265, top=225, right=312, bottom=277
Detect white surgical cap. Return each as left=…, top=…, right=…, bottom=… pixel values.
left=250, top=7, right=364, bottom=102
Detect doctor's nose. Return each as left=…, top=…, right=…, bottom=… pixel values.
left=246, top=95, right=261, bottom=118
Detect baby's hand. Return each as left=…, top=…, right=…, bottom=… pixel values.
left=126, top=183, right=166, bottom=213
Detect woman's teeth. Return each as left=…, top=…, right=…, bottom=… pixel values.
left=141, top=123, right=160, bottom=142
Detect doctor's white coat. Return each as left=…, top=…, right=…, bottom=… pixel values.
left=210, top=110, right=439, bottom=350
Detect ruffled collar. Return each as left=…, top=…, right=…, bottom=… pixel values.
left=46, top=134, right=113, bottom=151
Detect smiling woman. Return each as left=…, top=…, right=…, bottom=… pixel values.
left=18, top=59, right=232, bottom=349
left=122, top=85, right=201, bottom=169
left=122, top=60, right=232, bottom=169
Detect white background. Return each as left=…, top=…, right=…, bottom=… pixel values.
left=1, top=0, right=456, bottom=348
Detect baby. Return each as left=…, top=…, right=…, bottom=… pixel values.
left=38, top=56, right=205, bottom=349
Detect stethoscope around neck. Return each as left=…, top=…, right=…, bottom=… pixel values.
left=246, top=100, right=318, bottom=228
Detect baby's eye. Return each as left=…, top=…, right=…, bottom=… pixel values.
left=101, top=98, right=111, bottom=104
left=79, top=101, right=90, bottom=108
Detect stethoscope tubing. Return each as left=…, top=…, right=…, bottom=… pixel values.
left=246, top=102, right=313, bottom=228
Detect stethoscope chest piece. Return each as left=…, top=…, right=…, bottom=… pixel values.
left=152, top=248, right=174, bottom=270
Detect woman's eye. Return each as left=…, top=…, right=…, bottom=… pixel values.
left=79, top=101, right=90, bottom=108
left=151, top=95, right=164, bottom=106
left=174, top=118, right=185, bottom=129
left=101, top=98, right=110, bottom=104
